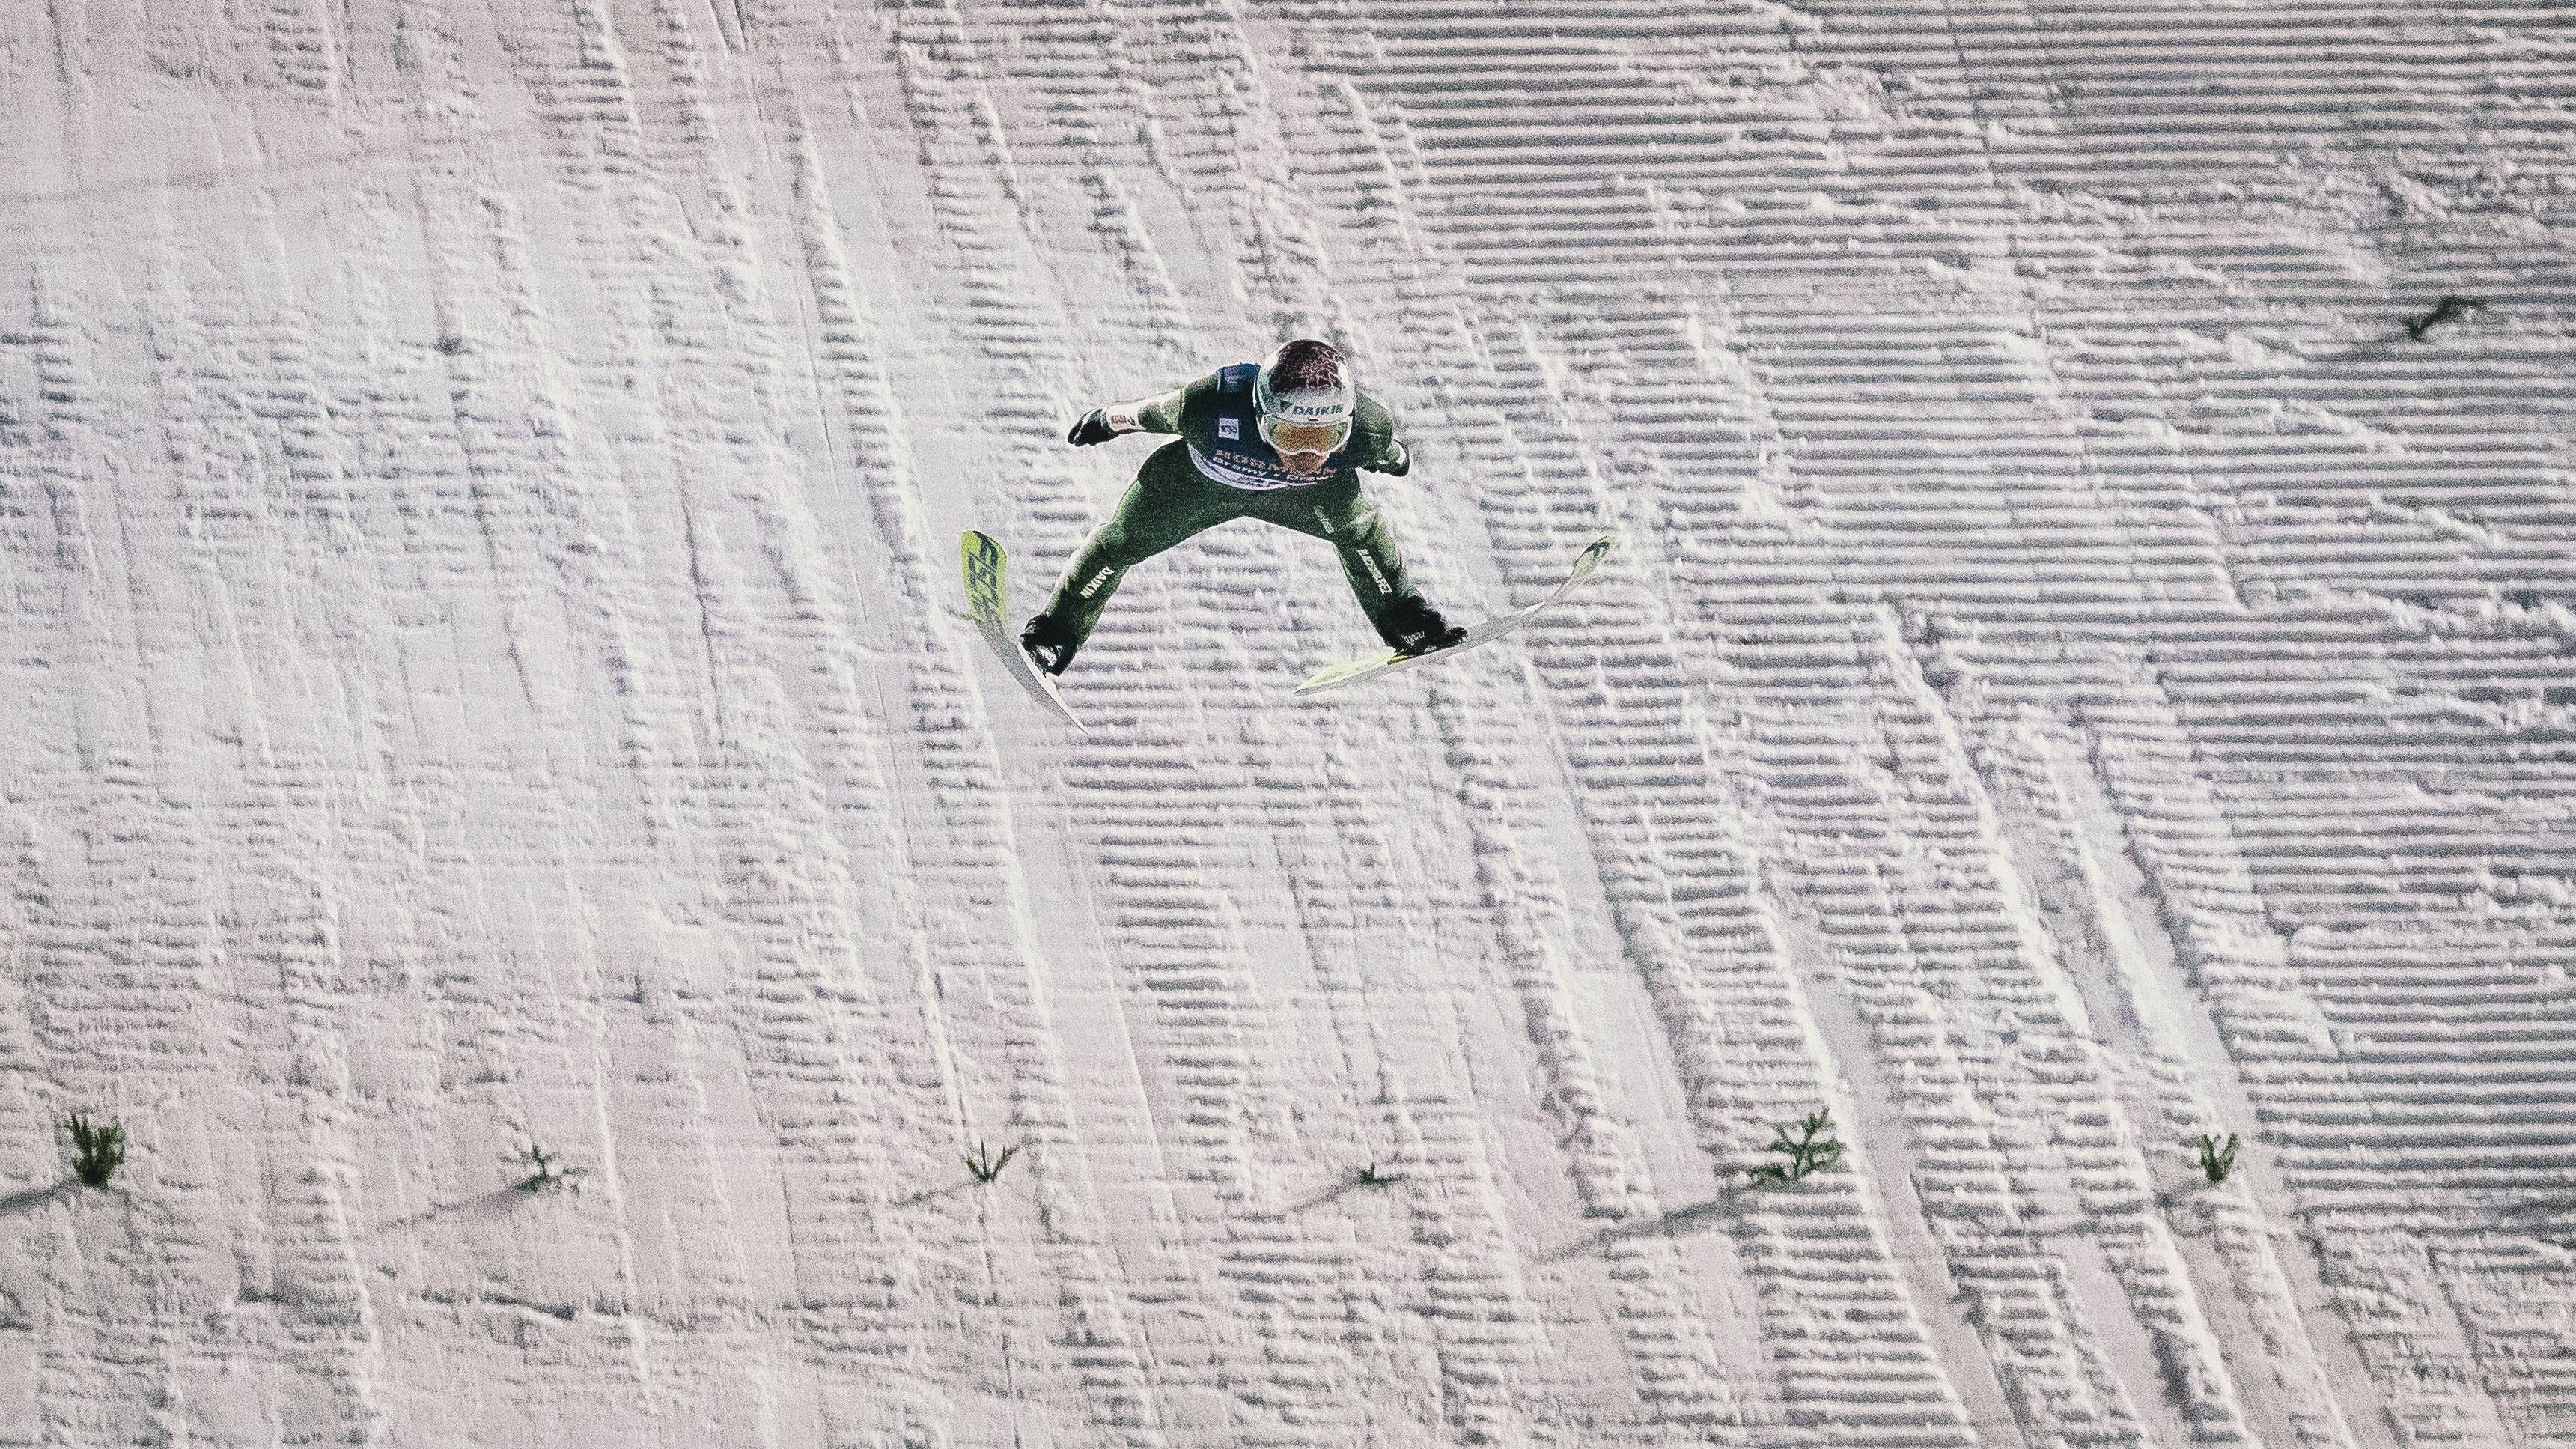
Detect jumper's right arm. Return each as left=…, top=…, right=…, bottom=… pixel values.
left=1066, top=374, right=1211, bottom=445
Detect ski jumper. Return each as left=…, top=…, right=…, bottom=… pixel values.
left=1037, top=364, right=1429, bottom=651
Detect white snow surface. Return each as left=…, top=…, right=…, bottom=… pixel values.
left=4, top=0, right=2574, bottom=1444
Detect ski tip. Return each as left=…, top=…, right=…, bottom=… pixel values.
left=1565, top=533, right=1613, bottom=583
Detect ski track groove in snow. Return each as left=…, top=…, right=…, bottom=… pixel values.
left=2, top=0, right=2574, bottom=1444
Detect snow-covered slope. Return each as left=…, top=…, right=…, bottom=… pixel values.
left=3, top=0, right=2571, bottom=1443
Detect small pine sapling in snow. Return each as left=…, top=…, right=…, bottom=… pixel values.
left=1354, top=1163, right=1402, bottom=1188
left=511, top=1141, right=587, bottom=1194
left=61, top=1114, right=127, bottom=1189
left=963, top=1141, right=1020, bottom=1185
left=2195, top=1132, right=2241, bottom=1185
left=1752, top=1108, right=1843, bottom=1187
left=2405, top=295, right=2486, bottom=341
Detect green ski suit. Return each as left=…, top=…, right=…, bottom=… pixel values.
left=1035, top=363, right=1438, bottom=656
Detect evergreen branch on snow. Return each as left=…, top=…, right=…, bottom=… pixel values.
left=1752, top=1108, right=1843, bottom=1187
left=61, top=1114, right=127, bottom=1189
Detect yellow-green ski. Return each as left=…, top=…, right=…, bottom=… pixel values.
left=962, top=530, right=1087, bottom=732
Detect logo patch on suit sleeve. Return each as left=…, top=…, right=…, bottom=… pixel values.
left=1217, top=416, right=1241, bottom=440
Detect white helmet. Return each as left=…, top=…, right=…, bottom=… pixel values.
left=1252, top=338, right=1354, bottom=455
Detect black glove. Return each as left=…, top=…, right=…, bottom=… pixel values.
left=1066, top=409, right=1120, bottom=446
left=1363, top=439, right=1410, bottom=477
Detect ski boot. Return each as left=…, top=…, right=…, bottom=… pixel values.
left=1020, top=613, right=1080, bottom=675
left=1379, top=598, right=1465, bottom=658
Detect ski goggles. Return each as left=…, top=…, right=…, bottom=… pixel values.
left=1258, top=414, right=1351, bottom=457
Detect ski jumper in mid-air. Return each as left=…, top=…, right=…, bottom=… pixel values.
left=1018, top=338, right=1464, bottom=675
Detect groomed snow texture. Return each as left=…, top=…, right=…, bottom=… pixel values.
left=3, top=1, right=2573, bottom=1445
